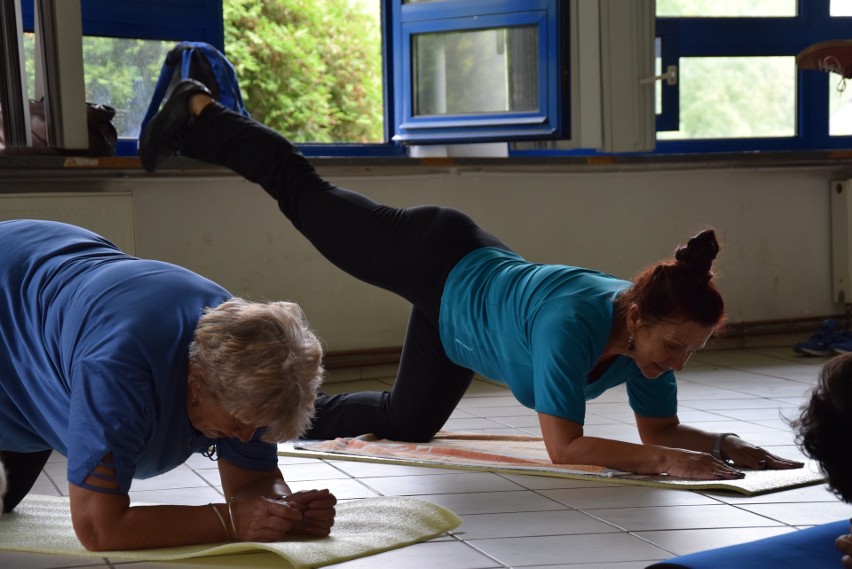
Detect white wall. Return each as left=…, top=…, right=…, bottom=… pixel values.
left=1, top=160, right=845, bottom=351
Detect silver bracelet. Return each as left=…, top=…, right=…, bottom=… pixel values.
left=713, top=432, right=739, bottom=462
left=209, top=503, right=229, bottom=541
left=227, top=497, right=240, bottom=540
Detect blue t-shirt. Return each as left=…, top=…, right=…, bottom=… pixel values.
left=0, top=220, right=279, bottom=493
left=439, top=247, right=677, bottom=424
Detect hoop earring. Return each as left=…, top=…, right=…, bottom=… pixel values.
left=628, top=335, right=635, bottom=352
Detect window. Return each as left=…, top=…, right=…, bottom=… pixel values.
left=394, top=0, right=658, bottom=153
left=5, top=0, right=852, bottom=158
left=397, top=0, right=852, bottom=155
left=12, top=0, right=390, bottom=157
left=391, top=0, right=566, bottom=144
left=17, top=0, right=223, bottom=156
left=651, top=0, right=852, bottom=153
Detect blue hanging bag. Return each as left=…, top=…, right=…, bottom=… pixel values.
left=139, top=42, right=249, bottom=138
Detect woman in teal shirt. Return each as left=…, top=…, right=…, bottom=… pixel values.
left=140, top=79, right=804, bottom=481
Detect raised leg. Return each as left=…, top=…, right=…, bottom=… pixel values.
left=183, top=102, right=506, bottom=320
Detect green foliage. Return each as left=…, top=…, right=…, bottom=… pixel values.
left=82, top=37, right=172, bottom=137
left=673, top=57, right=795, bottom=139
left=223, top=0, right=383, bottom=142
left=31, top=0, right=382, bottom=141
left=20, top=34, right=171, bottom=138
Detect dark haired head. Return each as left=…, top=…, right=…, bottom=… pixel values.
left=674, top=229, right=720, bottom=281
left=793, top=353, right=852, bottom=502
left=619, top=229, right=726, bottom=330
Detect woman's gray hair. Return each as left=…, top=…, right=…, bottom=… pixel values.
left=188, top=298, right=324, bottom=442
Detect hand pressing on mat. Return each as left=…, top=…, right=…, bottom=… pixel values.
left=539, top=413, right=803, bottom=480
left=276, top=489, right=338, bottom=537
left=645, top=422, right=802, bottom=479
left=714, top=434, right=804, bottom=471
left=652, top=428, right=802, bottom=479
left=658, top=448, right=745, bottom=480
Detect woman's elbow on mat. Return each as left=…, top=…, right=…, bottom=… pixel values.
left=69, top=486, right=132, bottom=552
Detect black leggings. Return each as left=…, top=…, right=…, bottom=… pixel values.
left=185, top=104, right=508, bottom=441
left=2, top=449, right=52, bottom=513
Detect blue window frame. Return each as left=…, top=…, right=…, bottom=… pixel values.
left=19, top=0, right=223, bottom=47
left=18, top=0, right=222, bottom=157
left=390, top=0, right=566, bottom=145
left=652, top=0, right=852, bottom=154
left=11, top=0, right=852, bottom=158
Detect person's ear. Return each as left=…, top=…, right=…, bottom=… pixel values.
left=627, top=303, right=642, bottom=332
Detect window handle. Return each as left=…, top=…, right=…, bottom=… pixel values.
left=640, top=64, right=678, bottom=86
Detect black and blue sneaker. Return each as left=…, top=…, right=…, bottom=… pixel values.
left=138, top=79, right=212, bottom=173
left=830, top=332, right=852, bottom=355
left=793, top=319, right=849, bottom=356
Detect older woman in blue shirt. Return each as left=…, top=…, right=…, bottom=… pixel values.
left=0, top=219, right=336, bottom=550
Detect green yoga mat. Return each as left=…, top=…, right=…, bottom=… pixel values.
left=0, top=494, right=462, bottom=568
left=281, top=433, right=825, bottom=497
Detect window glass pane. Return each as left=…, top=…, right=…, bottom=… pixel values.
left=22, top=1, right=383, bottom=144
left=655, top=37, right=662, bottom=115
left=22, top=33, right=34, bottom=97
left=413, top=26, right=538, bottom=116
left=657, top=0, right=796, bottom=17
left=21, top=35, right=169, bottom=139
left=83, top=38, right=172, bottom=139
left=224, top=0, right=383, bottom=143
left=829, top=80, right=852, bottom=136
left=657, top=56, right=795, bottom=140
left=832, top=0, right=852, bottom=16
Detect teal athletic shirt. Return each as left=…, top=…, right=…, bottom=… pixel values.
left=439, top=247, right=677, bottom=425
left=0, top=220, right=278, bottom=494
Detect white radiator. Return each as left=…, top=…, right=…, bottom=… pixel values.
left=0, top=192, right=135, bottom=254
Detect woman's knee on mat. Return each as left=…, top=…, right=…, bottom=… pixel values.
left=381, top=413, right=445, bottom=443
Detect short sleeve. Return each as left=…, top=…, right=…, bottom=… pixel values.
left=529, top=309, right=601, bottom=424
left=67, top=359, right=153, bottom=494
left=626, top=369, right=678, bottom=418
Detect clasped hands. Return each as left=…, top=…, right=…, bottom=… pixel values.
left=230, top=488, right=337, bottom=542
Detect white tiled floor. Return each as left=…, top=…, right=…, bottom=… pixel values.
left=3, top=346, right=850, bottom=568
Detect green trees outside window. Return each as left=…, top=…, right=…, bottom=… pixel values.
left=20, top=0, right=383, bottom=144
left=223, top=0, right=383, bottom=143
